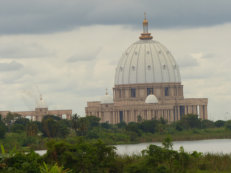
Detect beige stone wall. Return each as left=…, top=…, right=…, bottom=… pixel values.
left=86, top=82, right=208, bottom=124
left=0, top=108, right=72, bottom=121
left=113, top=83, right=184, bottom=102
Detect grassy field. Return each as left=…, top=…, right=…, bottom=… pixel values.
left=91, top=127, right=231, bottom=145
left=139, top=127, right=231, bottom=143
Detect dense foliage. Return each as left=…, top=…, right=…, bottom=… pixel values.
left=0, top=113, right=231, bottom=151
left=0, top=112, right=231, bottom=172
left=0, top=138, right=231, bottom=173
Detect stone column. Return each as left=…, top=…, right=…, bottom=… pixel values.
left=123, top=110, right=126, bottom=123
left=188, top=105, right=192, bottom=114
left=149, top=110, right=152, bottom=120
left=177, top=106, right=180, bottom=120
left=185, top=106, right=188, bottom=115
left=112, top=112, right=114, bottom=124
left=204, top=105, right=208, bottom=119
left=130, top=110, right=133, bottom=122
left=114, top=111, right=117, bottom=124
left=114, top=112, right=117, bottom=124
left=169, top=110, right=171, bottom=122
left=192, top=105, right=197, bottom=115
left=116, top=111, right=119, bottom=124
left=199, top=105, right=204, bottom=119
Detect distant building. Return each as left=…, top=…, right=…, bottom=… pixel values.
left=85, top=16, right=208, bottom=124
left=0, top=95, right=72, bottom=121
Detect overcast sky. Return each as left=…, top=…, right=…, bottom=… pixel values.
left=0, top=0, right=231, bottom=120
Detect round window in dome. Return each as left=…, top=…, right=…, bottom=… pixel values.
left=147, top=65, right=151, bottom=70
left=173, top=64, right=177, bottom=69
left=163, top=64, right=166, bottom=69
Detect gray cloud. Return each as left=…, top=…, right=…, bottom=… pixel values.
left=177, top=55, right=199, bottom=68
left=66, top=48, right=101, bottom=62
left=0, top=43, right=53, bottom=59
left=0, top=0, right=231, bottom=34
left=201, top=53, right=217, bottom=59
left=0, top=61, right=23, bottom=71
left=67, top=55, right=94, bottom=62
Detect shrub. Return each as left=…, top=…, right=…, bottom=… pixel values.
left=225, top=120, right=231, bottom=130
left=40, top=162, right=72, bottom=173
left=44, top=139, right=117, bottom=172
left=0, top=122, right=7, bottom=138
left=215, top=120, right=225, bottom=128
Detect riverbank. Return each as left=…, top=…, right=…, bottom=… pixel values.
left=1, top=127, right=231, bottom=151
left=138, top=127, right=231, bottom=143
left=1, top=115, right=231, bottom=151
left=94, top=127, right=231, bottom=145
left=115, top=139, right=231, bottom=155
left=2, top=138, right=231, bottom=173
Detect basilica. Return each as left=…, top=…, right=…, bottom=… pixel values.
left=85, top=16, right=208, bottom=124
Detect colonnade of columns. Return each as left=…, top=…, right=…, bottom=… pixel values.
left=98, top=104, right=208, bottom=124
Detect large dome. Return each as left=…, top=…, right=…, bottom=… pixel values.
left=114, top=39, right=181, bottom=85
left=114, top=16, right=181, bottom=85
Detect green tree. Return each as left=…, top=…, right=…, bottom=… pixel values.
left=14, top=117, right=30, bottom=126
left=3, top=151, right=42, bottom=173
left=215, top=120, right=225, bottom=128
left=137, top=115, right=142, bottom=123
left=225, top=120, right=231, bottom=130
left=201, top=119, right=215, bottom=129
left=71, top=114, right=79, bottom=135
left=11, top=124, right=25, bottom=133
left=162, top=137, right=173, bottom=150
left=0, top=121, right=7, bottom=138
left=101, top=122, right=111, bottom=129
left=3, top=112, right=21, bottom=131
left=26, top=122, right=38, bottom=137
left=41, top=115, right=70, bottom=138
left=57, top=120, right=70, bottom=138
left=11, top=117, right=30, bottom=133
left=45, top=139, right=116, bottom=173
left=140, top=120, right=158, bottom=133
left=175, top=121, right=184, bottom=131
left=76, top=117, right=89, bottom=136
left=180, top=114, right=201, bottom=129
left=126, top=122, right=141, bottom=136
left=42, top=118, right=58, bottom=138
left=40, top=162, right=72, bottom=173
left=117, top=121, right=127, bottom=129
left=85, top=116, right=100, bottom=129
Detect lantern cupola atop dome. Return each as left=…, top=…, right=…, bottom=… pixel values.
left=139, top=13, right=153, bottom=40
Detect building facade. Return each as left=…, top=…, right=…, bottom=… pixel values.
left=85, top=16, right=208, bottom=124
left=0, top=95, right=72, bottom=121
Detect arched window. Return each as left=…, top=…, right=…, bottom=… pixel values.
left=131, top=88, right=136, bottom=97
left=165, top=87, right=169, bottom=96
left=147, top=88, right=153, bottom=95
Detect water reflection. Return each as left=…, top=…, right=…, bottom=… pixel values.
left=115, top=139, right=231, bottom=155
left=35, top=139, right=231, bottom=156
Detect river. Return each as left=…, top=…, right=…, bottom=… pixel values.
left=115, top=139, right=231, bottom=155
left=35, top=139, right=231, bottom=156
